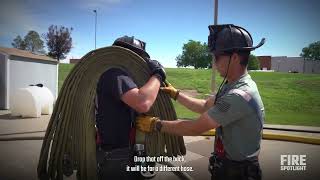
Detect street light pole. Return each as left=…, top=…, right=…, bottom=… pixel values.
left=93, top=10, right=97, bottom=49
left=214, top=0, right=218, bottom=25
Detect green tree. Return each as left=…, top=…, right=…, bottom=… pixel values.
left=24, top=31, right=45, bottom=53
left=12, top=31, right=45, bottom=53
left=44, top=25, right=73, bottom=61
left=248, top=54, right=260, bottom=70
left=300, top=41, right=320, bottom=61
left=11, top=35, right=26, bottom=50
left=176, top=40, right=211, bottom=69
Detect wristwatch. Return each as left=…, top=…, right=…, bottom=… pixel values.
left=155, top=120, right=162, bottom=132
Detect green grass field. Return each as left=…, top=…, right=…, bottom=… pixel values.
left=59, top=64, right=320, bottom=126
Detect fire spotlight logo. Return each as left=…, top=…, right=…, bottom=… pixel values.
left=280, top=155, right=307, bottom=171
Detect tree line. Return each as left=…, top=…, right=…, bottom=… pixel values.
left=12, top=25, right=73, bottom=61
left=176, top=40, right=320, bottom=69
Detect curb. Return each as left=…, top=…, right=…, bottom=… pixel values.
left=200, top=129, right=320, bottom=145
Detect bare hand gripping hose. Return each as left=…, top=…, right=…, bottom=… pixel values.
left=37, top=46, right=186, bottom=180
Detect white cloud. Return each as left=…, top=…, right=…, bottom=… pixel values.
left=0, top=0, right=40, bottom=40
left=152, top=54, right=177, bottom=68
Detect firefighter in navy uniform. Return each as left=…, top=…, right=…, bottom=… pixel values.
left=95, top=36, right=165, bottom=179
left=136, top=24, right=265, bottom=180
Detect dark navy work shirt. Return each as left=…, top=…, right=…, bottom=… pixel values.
left=96, top=68, right=137, bottom=150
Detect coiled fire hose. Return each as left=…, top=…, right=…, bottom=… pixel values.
left=37, top=46, right=186, bottom=180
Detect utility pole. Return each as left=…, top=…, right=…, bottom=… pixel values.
left=93, top=10, right=97, bottom=49
left=211, top=0, right=218, bottom=93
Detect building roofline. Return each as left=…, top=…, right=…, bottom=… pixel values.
left=0, top=47, right=58, bottom=63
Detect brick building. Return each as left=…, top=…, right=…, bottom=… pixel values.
left=257, top=56, right=271, bottom=70
left=70, top=58, right=81, bottom=64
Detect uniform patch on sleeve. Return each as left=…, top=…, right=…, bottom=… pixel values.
left=216, top=100, right=231, bottom=112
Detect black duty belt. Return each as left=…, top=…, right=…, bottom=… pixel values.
left=100, top=144, right=130, bottom=152
left=97, top=146, right=131, bottom=162
left=226, top=156, right=259, bottom=164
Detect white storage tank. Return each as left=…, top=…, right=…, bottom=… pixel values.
left=0, top=47, right=58, bottom=110
left=10, top=84, right=54, bottom=118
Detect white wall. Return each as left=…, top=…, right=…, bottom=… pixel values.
left=7, top=57, right=58, bottom=109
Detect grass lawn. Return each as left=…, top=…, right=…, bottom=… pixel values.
left=58, top=63, right=75, bottom=92
left=59, top=64, right=320, bottom=127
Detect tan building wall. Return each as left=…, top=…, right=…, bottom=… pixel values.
left=271, top=56, right=320, bottom=74
left=304, top=60, right=320, bottom=74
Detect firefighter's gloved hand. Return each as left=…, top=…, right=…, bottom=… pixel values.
left=147, top=59, right=166, bottom=82
left=136, top=115, right=160, bottom=133
left=160, top=81, right=180, bottom=100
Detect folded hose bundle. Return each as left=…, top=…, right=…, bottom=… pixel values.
left=37, top=46, right=186, bottom=180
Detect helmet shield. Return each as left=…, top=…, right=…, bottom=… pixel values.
left=113, top=36, right=150, bottom=58
left=208, top=24, right=265, bottom=55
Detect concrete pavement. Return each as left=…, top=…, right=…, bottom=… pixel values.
left=0, top=110, right=320, bottom=180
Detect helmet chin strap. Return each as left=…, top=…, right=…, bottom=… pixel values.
left=214, top=55, right=232, bottom=104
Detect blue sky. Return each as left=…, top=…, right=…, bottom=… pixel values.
left=0, top=0, right=319, bottom=67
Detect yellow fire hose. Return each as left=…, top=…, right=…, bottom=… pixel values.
left=37, top=46, right=186, bottom=180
